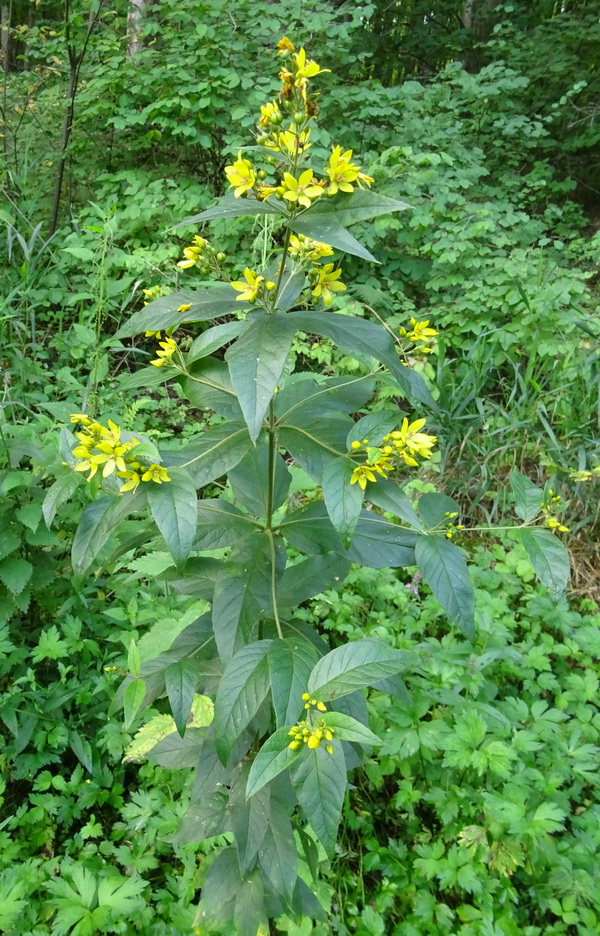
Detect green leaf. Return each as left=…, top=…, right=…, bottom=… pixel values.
left=321, top=712, right=381, bottom=746
left=307, top=638, right=410, bottom=701
left=0, top=557, right=33, bottom=595
left=279, top=424, right=343, bottom=483
left=147, top=727, right=206, bottom=768
left=212, top=534, right=274, bottom=662
left=322, top=457, right=364, bottom=541
left=230, top=768, right=271, bottom=874
left=278, top=553, right=351, bottom=609
left=197, top=847, right=241, bottom=925
left=225, top=313, right=297, bottom=442
left=117, top=365, right=172, bottom=392
left=127, top=639, right=140, bottom=677
left=418, top=492, right=460, bottom=530
left=164, top=422, right=251, bottom=488
left=288, top=215, right=378, bottom=263
left=301, top=189, right=411, bottom=227
left=165, top=660, right=198, bottom=736
left=123, top=679, right=146, bottom=729
left=42, top=473, right=80, bottom=529
left=346, top=411, right=398, bottom=449
left=187, top=321, right=245, bottom=364
left=274, top=374, right=375, bottom=423
left=510, top=470, right=544, bottom=522
left=116, top=286, right=249, bottom=338
left=268, top=638, right=319, bottom=728
left=123, top=713, right=179, bottom=762
left=258, top=799, right=298, bottom=901
left=246, top=727, right=304, bottom=798
left=272, top=258, right=306, bottom=310
left=182, top=358, right=243, bottom=421
left=228, top=441, right=291, bottom=517
left=214, top=640, right=272, bottom=764
left=414, top=535, right=475, bottom=640
left=234, top=873, right=265, bottom=936
left=519, top=528, right=570, bottom=599
left=279, top=502, right=343, bottom=555
left=344, top=510, right=417, bottom=568
left=71, top=491, right=147, bottom=577
left=170, top=788, right=229, bottom=843
left=290, top=741, right=347, bottom=855
left=147, top=469, right=197, bottom=564
left=176, top=194, right=283, bottom=226
left=195, top=498, right=256, bottom=550
left=288, top=311, right=436, bottom=409
left=366, top=479, right=422, bottom=530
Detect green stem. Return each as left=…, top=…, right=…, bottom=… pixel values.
left=265, top=400, right=283, bottom=639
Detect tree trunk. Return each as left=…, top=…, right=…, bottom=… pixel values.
left=127, top=0, right=145, bottom=58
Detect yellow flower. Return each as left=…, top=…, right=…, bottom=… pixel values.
left=73, top=458, right=99, bottom=481
left=150, top=336, right=177, bottom=367
left=281, top=169, right=324, bottom=209
left=258, top=100, right=281, bottom=127
left=311, top=263, right=346, bottom=306
left=292, top=47, right=330, bottom=82
left=145, top=330, right=162, bottom=338
left=230, top=268, right=265, bottom=303
left=265, top=127, right=312, bottom=156
left=277, top=36, right=295, bottom=55
left=256, top=182, right=278, bottom=200
left=388, top=418, right=437, bottom=461
left=177, top=303, right=192, bottom=313
left=116, top=468, right=141, bottom=493
left=400, top=318, right=438, bottom=342
left=224, top=151, right=256, bottom=198
left=350, top=464, right=377, bottom=490
left=70, top=413, right=90, bottom=425
left=141, top=464, right=171, bottom=484
left=89, top=441, right=132, bottom=479
left=288, top=234, right=333, bottom=261
left=326, top=146, right=372, bottom=195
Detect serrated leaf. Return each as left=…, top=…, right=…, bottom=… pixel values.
left=116, top=286, right=249, bottom=338
left=147, top=469, right=197, bottom=564
left=165, top=659, right=198, bottom=736
left=213, top=640, right=272, bottom=764
left=268, top=638, right=319, bottom=728
left=225, top=313, right=296, bottom=442
left=322, top=457, right=364, bottom=541
left=123, top=679, right=146, bottom=729
left=519, top=528, right=570, bottom=599
left=290, top=741, right=347, bottom=855
left=258, top=798, right=298, bottom=900
left=0, top=557, right=33, bottom=595
left=510, top=470, right=544, bottom=522
left=246, top=727, right=304, bottom=798
left=414, top=535, right=475, bottom=640
left=307, top=638, right=409, bottom=701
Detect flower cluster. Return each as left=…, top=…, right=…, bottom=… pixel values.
left=288, top=696, right=334, bottom=753
left=231, top=268, right=276, bottom=304
left=70, top=416, right=170, bottom=490
left=443, top=511, right=465, bottom=539
left=150, top=335, right=178, bottom=367
left=177, top=235, right=225, bottom=272
left=349, top=418, right=437, bottom=490
left=398, top=318, right=438, bottom=362
left=541, top=489, right=569, bottom=533
left=142, top=284, right=165, bottom=304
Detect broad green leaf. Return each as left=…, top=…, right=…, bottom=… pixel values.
left=123, top=678, right=146, bottom=729
left=164, top=422, right=251, bottom=488
left=176, top=193, right=283, bottom=226
left=519, top=528, right=570, bottom=599
left=278, top=553, right=351, bottom=609
left=195, top=498, right=256, bottom=550
left=116, top=286, right=249, bottom=338
left=321, top=712, right=381, bottom=746
left=510, top=470, right=544, bottom=522
left=147, top=469, right=197, bottom=564
left=418, top=492, right=460, bottom=530
left=165, top=659, right=197, bottom=736
left=71, top=491, right=147, bottom=577
left=246, top=727, right=304, bottom=798
left=279, top=422, right=346, bottom=483
left=160, top=557, right=222, bottom=599
left=288, top=311, right=436, bottom=409
left=268, top=638, right=319, bottom=728
left=288, top=215, right=378, bottom=263
left=42, top=473, right=80, bottom=529
left=127, top=639, right=140, bottom=677
left=187, top=321, right=245, bottom=364
left=0, top=557, right=32, bottom=595
left=234, top=873, right=265, bottom=936
left=258, top=799, right=298, bottom=901
left=307, top=638, right=410, bottom=701
left=343, top=510, right=417, bottom=568
left=117, top=365, right=171, bottom=392
left=230, top=767, right=271, bottom=874
left=366, top=479, right=422, bottom=530
left=272, top=258, right=306, bottom=310
left=414, top=535, right=475, bottom=640
left=182, top=358, right=243, bottom=421
left=197, top=847, right=241, bottom=925
left=225, top=313, right=297, bottom=442
left=304, top=189, right=411, bottom=227
left=290, top=741, right=347, bottom=855
left=214, top=640, right=272, bottom=764
left=192, top=739, right=229, bottom=799
left=228, top=441, right=291, bottom=517
left=279, top=502, right=343, bottom=555
left=346, top=411, right=398, bottom=449
left=212, top=534, right=275, bottom=662
left=322, top=457, right=364, bottom=541
left=274, top=374, right=375, bottom=423
left=147, top=727, right=206, bottom=768
left=170, top=788, right=229, bottom=843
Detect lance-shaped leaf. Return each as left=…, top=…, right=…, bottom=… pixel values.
left=322, top=457, right=364, bottom=542
left=226, top=313, right=297, bottom=442
left=246, top=727, right=304, bottom=798
left=346, top=410, right=398, bottom=449
left=174, top=193, right=284, bottom=227
left=519, top=528, right=570, bottom=599
left=273, top=258, right=307, bottom=310
left=320, top=711, right=381, bottom=746
left=42, top=472, right=80, bottom=529
left=278, top=553, right=351, bottom=610
left=71, top=490, right=147, bottom=577
left=163, top=422, right=251, bottom=488
left=214, top=640, right=272, bottom=764
left=414, top=535, right=475, bottom=640
left=274, top=374, right=375, bottom=423
left=268, top=638, right=319, bottom=728
left=289, top=310, right=436, bottom=408
left=302, top=188, right=411, bottom=227
left=510, top=470, right=544, bottom=522
left=123, top=678, right=146, bottom=730
left=116, top=286, right=249, bottom=338
left=288, top=215, right=378, bottom=263
left=228, top=440, right=291, bottom=517
left=307, top=638, right=410, bottom=701
left=367, top=479, right=422, bottom=530
left=118, top=366, right=173, bottom=392
left=170, top=788, right=229, bottom=843
left=182, top=358, right=243, bottom=422
left=196, top=847, right=241, bottom=925
left=258, top=799, right=298, bottom=901
left=290, top=741, right=347, bottom=855
left=187, top=321, right=245, bottom=364
left=165, top=659, right=198, bottom=736
left=418, top=492, right=460, bottom=530
left=195, top=498, right=256, bottom=550
left=279, top=501, right=343, bottom=555
left=234, top=873, right=265, bottom=936
left=147, top=469, right=197, bottom=564
left=229, top=765, right=271, bottom=874
left=343, top=510, right=417, bottom=568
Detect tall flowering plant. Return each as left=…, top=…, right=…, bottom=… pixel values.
left=55, top=38, right=570, bottom=934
